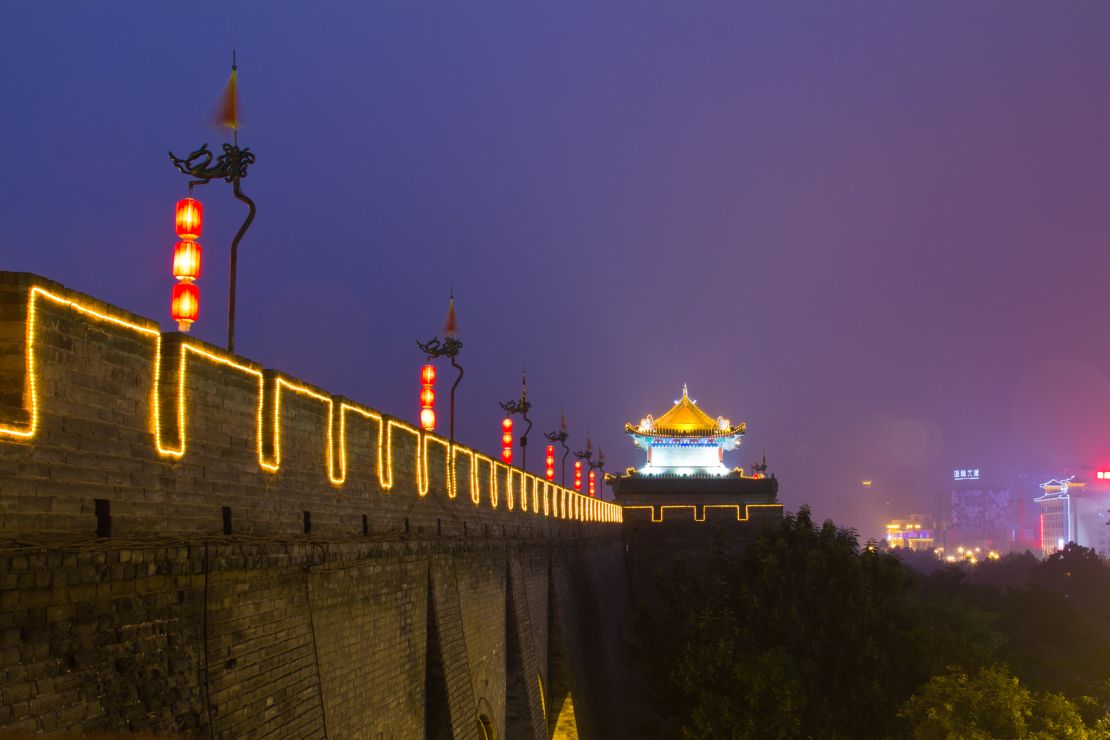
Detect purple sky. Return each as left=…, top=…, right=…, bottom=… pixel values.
left=5, top=2, right=1110, bottom=531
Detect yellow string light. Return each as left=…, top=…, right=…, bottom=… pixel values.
left=623, top=503, right=783, bottom=523
left=0, top=283, right=626, bottom=523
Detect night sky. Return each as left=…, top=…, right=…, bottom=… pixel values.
left=5, top=2, right=1110, bottom=533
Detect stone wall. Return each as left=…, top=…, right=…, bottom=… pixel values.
left=0, top=272, right=630, bottom=738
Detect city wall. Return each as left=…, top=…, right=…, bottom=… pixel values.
left=0, top=272, right=629, bottom=738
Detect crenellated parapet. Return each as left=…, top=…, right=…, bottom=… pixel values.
left=0, top=272, right=620, bottom=540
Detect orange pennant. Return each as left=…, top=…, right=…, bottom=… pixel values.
left=214, top=68, right=238, bottom=130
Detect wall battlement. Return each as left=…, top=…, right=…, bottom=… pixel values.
left=622, top=503, right=783, bottom=524
left=0, top=272, right=620, bottom=540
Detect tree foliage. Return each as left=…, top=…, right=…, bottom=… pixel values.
left=631, top=508, right=1110, bottom=738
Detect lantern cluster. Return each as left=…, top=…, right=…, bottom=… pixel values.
left=574, top=460, right=583, bottom=491
left=171, top=197, right=203, bottom=332
left=588, top=469, right=596, bottom=498
left=419, top=364, right=436, bottom=431
left=545, top=445, right=556, bottom=481
left=501, top=418, right=514, bottom=464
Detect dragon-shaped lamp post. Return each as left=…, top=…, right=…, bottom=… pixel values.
left=589, top=446, right=606, bottom=500
left=416, top=336, right=463, bottom=441
left=417, top=292, right=463, bottom=441
left=499, top=369, right=532, bottom=471
left=544, top=408, right=570, bottom=487
left=573, top=433, right=595, bottom=493
left=168, top=141, right=256, bottom=353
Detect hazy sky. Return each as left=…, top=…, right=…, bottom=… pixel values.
left=4, top=2, right=1110, bottom=527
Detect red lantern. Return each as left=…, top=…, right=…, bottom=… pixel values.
left=588, top=469, right=596, bottom=498
left=501, top=417, right=513, bottom=465
left=172, top=240, right=203, bottom=281
left=574, top=460, right=583, bottom=492
left=419, top=363, right=436, bottom=432
left=171, top=282, right=200, bottom=331
left=545, top=445, right=555, bottom=481
left=175, top=197, right=203, bottom=240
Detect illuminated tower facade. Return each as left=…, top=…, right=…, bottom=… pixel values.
left=626, top=383, right=746, bottom=476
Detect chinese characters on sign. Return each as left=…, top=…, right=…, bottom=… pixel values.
left=953, top=468, right=980, bottom=481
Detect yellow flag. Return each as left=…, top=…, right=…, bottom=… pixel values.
left=214, top=68, right=238, bottom=130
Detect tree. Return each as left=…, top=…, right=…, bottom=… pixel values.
left=633, top=507, right=994, bottom=738
left=899, top=666, right=1098, bottom=739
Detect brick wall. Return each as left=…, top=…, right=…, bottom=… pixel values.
left=0, top=272, right=631, bottom=738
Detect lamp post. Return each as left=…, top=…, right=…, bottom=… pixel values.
left=589, top=446, right=606, bottom=500
left=168, top=143, right=255, bottom=352
left=544, top=408, right=570, bottom=486
left=416, top=336, right=463, bottom=440
left=573, top=434, right=594, bottom=494
left=499, top=369, right=532, bottom=470
left=416, top=293, right=463, bottom=441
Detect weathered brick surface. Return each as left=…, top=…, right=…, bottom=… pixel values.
left=0, top=273, right=631, bottom=738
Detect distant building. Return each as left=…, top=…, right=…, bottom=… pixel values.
left=885, top=515, right=934, bottom=551
left=943, top=469, right=1036, bottom=554
left=1035, top=474, right=1110, bottom=558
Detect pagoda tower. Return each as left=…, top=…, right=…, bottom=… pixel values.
left=626, top=383, right=746, bottom=476
left=610, top=384, right=778, bottom=510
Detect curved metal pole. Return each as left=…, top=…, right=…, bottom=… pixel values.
left=560, top=444, right=569, bottom=487
left=449, top=355, right=463, bottom=442
left=520, top=413, right=533, bottom=472
left=228, top=179, right=256, bottom=354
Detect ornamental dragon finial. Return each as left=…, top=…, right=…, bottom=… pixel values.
left=169, top=143, right=255, bottom=186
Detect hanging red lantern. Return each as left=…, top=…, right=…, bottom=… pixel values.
left=588, top=469, right=596, bottom=498
left=171, top=282, right=200, bottom=331
left=170, top=195, right=203, bottom=332
left=574, top=460, right=583, bottom=492
left=172, top=240, right=203, bottom=281
left=175, top=197, right=204, bottom=240
left=419, top=363, right=436, bottom=432
left=501, top=417, right=513, bottom=464
left=545, top=445, right=556, bottom=481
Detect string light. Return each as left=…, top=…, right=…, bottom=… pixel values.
left=0, top=283, right=626, bottom=524
left=623, top=503, right=782, bottom=523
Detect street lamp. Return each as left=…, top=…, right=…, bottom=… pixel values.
left=499, top=369, right=531, bottom=470
left=168, top=56, right=255, bottom=353
left=416, top=292, right=463, bottom=441
left=573, top=433, right=594, bottom=494
left=588, top=446, right=606, bottom=500
left=544, top=408, right=570, bottom=486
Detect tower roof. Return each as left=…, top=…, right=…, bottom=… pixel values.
left=625, top=384, right=746, bottom=439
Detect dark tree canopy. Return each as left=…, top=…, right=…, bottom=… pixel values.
left=631, top=507, right=1110, bottom=739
